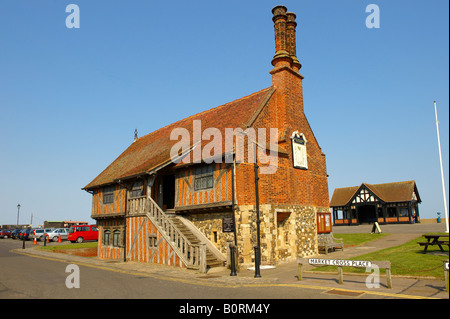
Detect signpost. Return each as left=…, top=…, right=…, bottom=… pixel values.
left=308, top=258, right=372, bottom=268
left=371, top=222, right=382, bottom=234
left=297, top=258, right=392, bottom=288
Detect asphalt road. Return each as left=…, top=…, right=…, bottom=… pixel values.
left=0, top=239, right=380, bottom=301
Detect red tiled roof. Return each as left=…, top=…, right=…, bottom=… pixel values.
left=330, top=181, right=420, bottom=207
left=84, top=87, right=275, bottom=190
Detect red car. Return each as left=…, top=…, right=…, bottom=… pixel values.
left=1, top=229, right=11, bottom=238
left=68, top=225, right=98, bottom=243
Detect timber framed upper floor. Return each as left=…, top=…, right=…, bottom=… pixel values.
left=88, top=161, right=234, bottom=219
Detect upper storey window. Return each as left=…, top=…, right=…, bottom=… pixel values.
left=130, top=180, right=144, bottom=198
left=194, top=165, right=214, bottom=191
left=103, top=186, right=114, bottom=204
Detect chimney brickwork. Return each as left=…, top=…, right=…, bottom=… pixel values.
left=271, top=5, right=302, bottom=72
left=286, top=12, right=301, bottom=71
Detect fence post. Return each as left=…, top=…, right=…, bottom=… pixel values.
left=338, top=266, right=344, bottom=284
left=298, top=262, right=303, bottom=281
left=200, top=244, right=207, bottom=273
left=385, top=262, right=392, bottom=289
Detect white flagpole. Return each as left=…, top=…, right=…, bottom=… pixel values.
left=434, top=101, right=449, bottom=233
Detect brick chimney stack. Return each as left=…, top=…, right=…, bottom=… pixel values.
left=271, top=5, right=290, bottom=68
left=269, top=5, right=305, bottom=131
left=286, top=12, right=301, bottom=72
left=271, top=5, right=301, bottom=72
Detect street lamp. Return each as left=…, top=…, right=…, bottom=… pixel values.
left=17, top=204, right=21, bottom=226
left=253, top=142, right=261, bottom=278
left=237, top=130, right=262, bottom=278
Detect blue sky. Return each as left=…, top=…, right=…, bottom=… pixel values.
left=0, top=0, right=448, bottom=226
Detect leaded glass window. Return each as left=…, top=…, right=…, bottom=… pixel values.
left=194, top=165, right=214, bottom=191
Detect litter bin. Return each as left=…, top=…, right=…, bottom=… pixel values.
left=437, top=212, right=441, bottom=223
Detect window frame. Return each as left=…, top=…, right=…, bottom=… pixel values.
left=112, top=230, right=121, bottom=247
left=194, top=165, right=214, bottom=191
left=129, top=180, right=144, bottom=198
left=103, top=186, right=115, bottom=204
left=148, top=234, right=158, bottom=248
left=104, top=230, right=111, bottom=246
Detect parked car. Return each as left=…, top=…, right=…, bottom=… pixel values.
left=47, top=228, right=70, bottom=242
left=0, top=229, right=9, bottom=238
left=19, top=229, right=33, bottom=240
left=11, top=229, right=22, bottom=239
left=2, top=229, right=12, bottom=238
left=33, top=228, right=54, bottom=241
left=17, top=229, right=27, bottom=240
left=68, top=225, right=98, bottom=243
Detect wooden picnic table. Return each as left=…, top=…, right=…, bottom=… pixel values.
left=417, top=234, right=449, bottom=253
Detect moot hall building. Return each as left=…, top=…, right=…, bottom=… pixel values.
left=83, top=6, right=331, bottom=270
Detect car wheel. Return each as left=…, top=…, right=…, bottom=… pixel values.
left=76, top=237, right=84, bottom=243
left=52, top=236, right=58, bottom=242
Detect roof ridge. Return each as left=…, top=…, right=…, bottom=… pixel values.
left=339, top=180, right=416, bottom=189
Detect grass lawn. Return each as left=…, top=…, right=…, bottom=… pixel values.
left=312, top=233, right=448, bottom=279
left=37, top=242, right=98, bottom=251
left=333, top=233, right=389, bottom=246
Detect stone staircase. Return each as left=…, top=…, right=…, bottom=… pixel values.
left=169, top=216, right=224, bottom=268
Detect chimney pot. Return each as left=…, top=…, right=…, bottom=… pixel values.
left=286, top=12, right=301, bottom=71
left=272, top=5, right=287, bottom=17
left=286, top=12, right=297, bottom=26
left=271, top=5, right=291, bottom=67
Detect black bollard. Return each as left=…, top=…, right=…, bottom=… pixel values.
left=254, top=246, right=261, bottom=278
left=22, top=236, right=25, bottom=249
left=230, top=245, right=237, bottom=276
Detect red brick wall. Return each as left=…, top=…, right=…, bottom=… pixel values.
left=236, top=66, right=329, bottom=208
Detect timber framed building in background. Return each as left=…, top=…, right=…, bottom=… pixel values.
left=330, top=181, right=421, bottom=226
left=83, top=6, right=330, bottom=271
